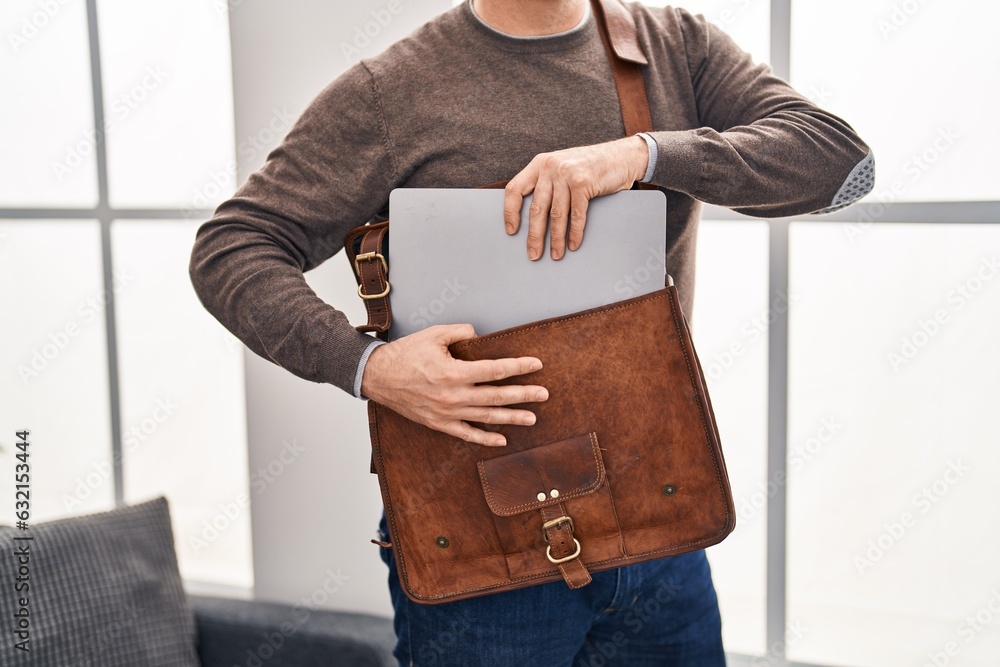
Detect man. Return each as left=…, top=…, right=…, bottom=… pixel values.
left=190, top=0, right=873, bottom=664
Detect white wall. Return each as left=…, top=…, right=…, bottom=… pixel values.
left=228, top=0, right=453, bottom=617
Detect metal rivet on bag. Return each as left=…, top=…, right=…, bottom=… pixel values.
left=536, top=492, right=547, bottom=501
left=435, top=536, right=449, bottom=548
left=662, top=484, right=677, bottom=496
left=549, top=489, right=559, bottom=498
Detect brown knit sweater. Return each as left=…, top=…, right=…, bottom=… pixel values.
left=189, top=1, right=873, bottom=397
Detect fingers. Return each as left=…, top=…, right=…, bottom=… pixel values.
left=512, top=138, right=653, bottom=257
left=549, top=181, right=571, bottom=260
left=526, top=177, right=552, bottom=261
left=426, top=322, right=477, bottom=346
left=456, top=405, right=538, bottom=427
left=433, top=358, right=548, bottom=447
left=506, top=147, right=610, bottom=260
left=461, top=356, right=543, bottom=383
left=457, top=383, right=549, bottom=407
left=441, top=420, right=508, bottom=447
left=567, top=186, right=590, bottom=252
left=431, top=379, right=547, bottom=448
left=504, top=170, right=535, bottom=235
left=438, top=402, right=544, bottom=447
left=381, top=329, right=550, bottom=448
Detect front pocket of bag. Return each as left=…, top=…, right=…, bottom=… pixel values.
left=477, top=432, right=626, bottom=579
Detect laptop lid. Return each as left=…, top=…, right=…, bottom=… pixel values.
left=386, top=188, right=667, bottom=341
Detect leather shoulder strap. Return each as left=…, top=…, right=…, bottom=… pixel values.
left=592, top=0, right=654, bottom=136
left=594, top=0, right=648, bottom=64
left=350, top=0, right=653, bottom=335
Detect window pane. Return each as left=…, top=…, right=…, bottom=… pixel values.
left=787, top=222, right=1000, bottom=666
left=0, top=221, right=113, bottom=521
left=96, top=0, right=235, bottom=209
left=695, top=220, right=770, bottom=657
left=0, top=2, right=97, bottom=207
left=112, top=220, right=250, bottom=588
left=642, top=0, right=770, bottom=66
left=790, top=0, right=1000, bottom=202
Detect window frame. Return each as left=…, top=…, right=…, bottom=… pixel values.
left=0, top=0, right=218, bottom=507
left=702, top=2, right=1000, bottom=665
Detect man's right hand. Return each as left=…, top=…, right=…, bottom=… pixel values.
left=359, top=323, right=548, bottom=447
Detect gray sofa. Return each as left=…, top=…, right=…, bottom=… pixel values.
left=192, top=595, right=395, bottom=666
left=0, top=497, right=396, bottom=666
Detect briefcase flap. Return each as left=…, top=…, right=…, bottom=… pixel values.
left=477, top=432, right=605, bottom=517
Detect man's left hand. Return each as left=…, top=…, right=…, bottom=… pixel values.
left=503, top=135, right=649, bottom=260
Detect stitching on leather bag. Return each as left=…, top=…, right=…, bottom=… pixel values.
left=664, top=286, right=733, bottom=530
left=407, top=529, right=729, bottom=601
left=452, top=291, right=670, bottom=349
left=395, top=452, right=731, bottom=602
left=476, top=432, right=605, bottom=516
left=369, top=404, right=413, bottom=595
left=602, top=462, right=628, bottom=557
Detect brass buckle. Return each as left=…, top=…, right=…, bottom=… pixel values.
left=541, top=516, right=574, bottom=543
left=354, top=251, right=388, bottom=276
left=354, top=252, right=390, bottom=300
left=547, top=538, right=582, bottom=564
left=357, top=282, right=390, bottom=300
left=542, top=516, right=580, bottom=563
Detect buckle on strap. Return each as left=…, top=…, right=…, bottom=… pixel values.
left=540, top=513, right=586, bottom=571
left=355, top=252, right=390, bottom=300
left=542, top=515, right=581, bottom=563
left=547, top=538, right=582, bottom=564
left=354, top=251, right=387, bottom=275
left=541, top=516, right=574, bottom=541
left=358, top=282, right=390, bottom=300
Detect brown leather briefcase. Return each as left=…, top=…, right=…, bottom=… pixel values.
left=343, top=0, right=735, bottom=604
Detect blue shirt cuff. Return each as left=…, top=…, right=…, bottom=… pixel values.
left=636, top=132, right=658, bottom=183
left=353, top=339, right=386, bottom=400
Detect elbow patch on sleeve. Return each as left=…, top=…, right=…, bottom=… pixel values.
left=814, top=150, right=875, bottom=214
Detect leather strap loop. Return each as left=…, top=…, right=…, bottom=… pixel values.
left=355, top=225, right=391, bottom=337
left=540, top=503, right=592, bottom=589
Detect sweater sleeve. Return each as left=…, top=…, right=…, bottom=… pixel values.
left=647, top=9, right=874, bottom=217
left=188, top=62, right=396, bottom=395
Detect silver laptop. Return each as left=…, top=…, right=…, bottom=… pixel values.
left=386, top=188, right=667, bottom=341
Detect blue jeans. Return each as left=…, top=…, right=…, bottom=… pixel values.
left=376, top=511, right=726, bottom=666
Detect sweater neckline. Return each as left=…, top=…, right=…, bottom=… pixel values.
left=460, top=0, right=596, bottom=54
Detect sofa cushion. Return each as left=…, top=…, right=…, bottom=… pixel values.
left=0, top=496, right=198, bottom=666
left=192, top=595, right=395, bottom=666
